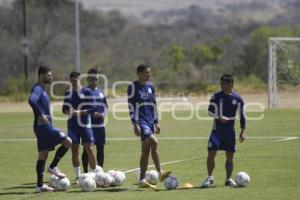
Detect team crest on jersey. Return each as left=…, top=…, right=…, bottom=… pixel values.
left=232, top=99, right=237, bottom=105
left=79, top=94, right=85, bottom=99
left=147, top=87, right=152, bottom=94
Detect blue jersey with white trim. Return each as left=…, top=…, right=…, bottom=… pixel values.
left=208, top=91, right=246, bottom=130
left=127, top=81, right=158, bottom=125
left=28, top=84, right=52, bottom=127
left=88, top=87, right=108, bottom=126
left=62, top=87, right=96, bottom=127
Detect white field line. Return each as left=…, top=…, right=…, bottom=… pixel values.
left=0, top=136, right=298, bottom=142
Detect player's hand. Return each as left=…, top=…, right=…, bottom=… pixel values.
left=93, top=112, right=103, bottom=120
left=155, top=123, right=160, bottom=134
left=40, top=114, right=49, bottom=125
left=239, top=130, right=245, bottom=143
left=219, top=116, right=229, bottom=124
left=70, top=109, right=79, bottom=116
left=133, top=123, right=141, bottom=136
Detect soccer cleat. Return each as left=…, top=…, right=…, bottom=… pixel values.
left=138, top=179, right=157, bottom=190
left=159, top=170, right=172, bottom=182
left=72, top=178, right=79, bottom=186
left=48, top=167, right=66, bottom=178
left=225, top=178, right=237, bottom=187
left=36, top=184, right=54, bottom=193
left=201, top=176, right=214, bottom=188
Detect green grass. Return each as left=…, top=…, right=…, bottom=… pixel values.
left=0, top=109, right=299, bottom=200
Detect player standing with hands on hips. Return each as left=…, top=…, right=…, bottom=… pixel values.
left=127, top=64, right=171, bottom=189
left=201, top=74, right=246, bottom=188
left=28, top=66, right=72, bottom=192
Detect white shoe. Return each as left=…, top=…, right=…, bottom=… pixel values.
left=201, top=176, right=214, bottom=188
left=225, top=178, right=237, bottom=187
left=36, top=184, right=54, bottom=193
left=48, top=167, right=66, bottom=178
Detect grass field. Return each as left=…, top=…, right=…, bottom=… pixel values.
left=0, top=109, right=299, bottom=200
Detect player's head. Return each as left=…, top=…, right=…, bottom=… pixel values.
left=38, top=65, right=52, bottom=84
left=87, top=68, right=98, bottom=88
left=137, top=64, right=151, bottom=83
left=220, top=73, right=234, bottom=93
left=69, top=71, right=81, bottom=88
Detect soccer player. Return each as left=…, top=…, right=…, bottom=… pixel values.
left=62, top=71, right=97, bottom=182
left=82, top=68, right=108, bottom=172
left=201, top=74, right=246, bottom=188
left=127, top=64, right=171, bottom=189
left=28, top=66, right=72, bottom=192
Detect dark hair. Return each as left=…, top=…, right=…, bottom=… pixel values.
left=137, top=64, right=150, bottom=74
left=87, top=68, right=98, bottom=75
left=220, top=73, right=234, bottom=83
left=69, top=71, right=80, bottom=78
left=38, top=66, right=51, bottom=77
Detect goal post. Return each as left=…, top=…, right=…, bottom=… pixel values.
left=268, top=37, right=300, bottom=108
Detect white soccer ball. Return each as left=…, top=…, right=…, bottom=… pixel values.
left=49, top=175, right=60, bottom=188
left=55, top=177, right=70, bottom=191
left=78, top=173, right=93, bottom=184
left=79, top=177, right=97, bottom=192
left=164, top=176, right=179, bottom=190
left=145, top=170, right=159, bottom=185
left=95, top=172, right=113, bottom=187
left=94, top=165, right=104, bottom=174
left=110, top=171, right=126, bottom=186
left=235, top=172, right=250, bottom=187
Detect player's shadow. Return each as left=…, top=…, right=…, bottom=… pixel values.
left=67, top=188, right=128, bottom=193
left=2, top=183, right=36, bottom=190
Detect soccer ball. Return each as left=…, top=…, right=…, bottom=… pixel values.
left=78, top=173, right=93, bottom=184
left=49, top=175, right=59, bottom=187
left=110, top=171, right=126, bottom=186
left=235, top=172, right=250, bottom=187
left=95, top=172, right=113, bottom=187
left=55, top=177, right=70, bottom=191
left=164, top=176, right=179, bottom=190
left=94, top=165, right=104, bottom=174
left=79, top=177, right=97, bottom=192
left=145, top=170, right=159, bottom=185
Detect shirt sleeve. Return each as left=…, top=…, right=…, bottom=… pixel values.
left=239, top=96, right=246, bottom=129
left=127, top=83, right=137, bottom=124
left=28, top=86, right=43, bottom=115
left=62, top=90, right=71, bottom=114
left=152, top=86, right=159, bottom=124
left=101, top=96, right=109, bottom=117
left=208, top=94, right=218, bottom=119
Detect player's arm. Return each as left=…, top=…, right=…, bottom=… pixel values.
left=127, top=84, right=140, bottom=136
left=28, top=86, right=49, bottom=124
left=239, top=96, right=246, bottom=142
left=153, top=86, right=160, bottom=134
left=62, top=90, right=72, bottom=115
left=75, top=90, right=97, bottom=116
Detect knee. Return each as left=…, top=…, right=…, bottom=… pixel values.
left=63, top=137, right=72, bottom=148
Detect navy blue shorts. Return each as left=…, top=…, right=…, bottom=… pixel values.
left=92, top=127, right=106, bottom=146
left=139, top=124, right=154, bottom=142
left=68, top=125, right=94, bottom=145
left=34, top=125, right=66, bottom=152
left=207, top=129, right=236, bottom=152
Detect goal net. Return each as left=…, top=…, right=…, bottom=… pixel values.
left=268, top=37, right=300, bottom=108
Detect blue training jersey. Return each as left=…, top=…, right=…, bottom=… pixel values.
left=62, top=87, right=96, bottom=127
left=127, top=81, right=158, bottom=125
left=208, top=91, right=246, bottom=131
left=88, top=87, right=108, bottom=126
left=28, top=83, right=52, bottom=127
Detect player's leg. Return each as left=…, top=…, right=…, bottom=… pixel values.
left=81, top=148, right=89, bottom=173
left=83, top=143, right=96, bottom=171
left=96, top=144, right=104, bottom=167
left=148, top=135, right=171, bottom=182
left=49, top=136, right=72, bottom=178
left=71, top=144, right=81, bottom=179
left=36, top=150, right=55, bottom=192
left=224, top=151, right=237, bottom=186
left=201, top=150, right=217, bottom=188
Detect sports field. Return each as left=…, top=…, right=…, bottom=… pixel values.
left=0, top=109, right=299, bottom=200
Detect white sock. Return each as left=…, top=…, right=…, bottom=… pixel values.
left=74, top=166, right=81, bottom=178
